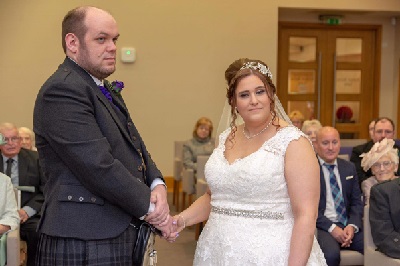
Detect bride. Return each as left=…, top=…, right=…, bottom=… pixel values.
left=170, top=58, right=327, bottom=265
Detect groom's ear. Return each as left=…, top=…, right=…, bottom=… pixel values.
left=65, top=33, right=79, bottom=55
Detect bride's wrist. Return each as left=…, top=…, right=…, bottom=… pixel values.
left=178, top=214, right=186, bottom=229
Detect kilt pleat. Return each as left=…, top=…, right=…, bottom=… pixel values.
left=36, top=224, right=138, bottom=265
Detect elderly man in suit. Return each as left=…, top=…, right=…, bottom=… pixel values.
left=369, top=178, right=400, bottom=259
left=0, top=123, right=45, bottom=266
left=315, top=126, right=364, bottom=266
left=33, top=6, right=171, bottom=265
left=350, top=117, right=400, bottom=187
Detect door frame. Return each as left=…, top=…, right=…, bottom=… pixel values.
left=277, top=22, right=381, bottom=137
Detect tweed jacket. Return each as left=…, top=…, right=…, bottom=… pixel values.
left=33, top=57, right=163, bottom=240
left=370, top=178, right=400, bottom=259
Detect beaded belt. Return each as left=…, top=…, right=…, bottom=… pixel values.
left=211, top=206, right=284, bottom=220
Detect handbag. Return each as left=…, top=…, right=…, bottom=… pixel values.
left=132, top=220, right=162, bottom=266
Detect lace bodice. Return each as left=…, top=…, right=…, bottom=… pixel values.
left=206, top=126, right=301, bottom=215
left=193, top=126, right=327, bottom=266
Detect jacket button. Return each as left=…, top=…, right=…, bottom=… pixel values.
left=128, top=122, right=132, bottom=127
left=91, top=197, right=96, bottom=202
left=138, top=166, right=143, bottom=171
left=68, top=195, right=72, bottom=200
left=133, top=136, right=137, bottom=141
left=79, top=197, right=84, bottom=202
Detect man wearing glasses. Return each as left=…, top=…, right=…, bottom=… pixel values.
left=350, top=117, right=400, bottom=187
left=0, top=122, right=45, bottom=266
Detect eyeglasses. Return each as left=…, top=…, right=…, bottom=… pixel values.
left=371, top=161, right=394, bottom=170
left=375, top=129, right=394, bottom=135
left=4, top=137, right=21, bottom=143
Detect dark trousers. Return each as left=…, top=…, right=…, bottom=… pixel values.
left=20, top=217, right=40, bottom=266
left=36, top=224, right=139, bottom=265
left=317, top=227, right=364, bottom=266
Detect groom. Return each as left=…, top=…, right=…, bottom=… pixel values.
left=34, top=6, right=171, bottom=264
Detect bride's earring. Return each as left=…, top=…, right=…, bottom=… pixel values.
left=235, top=107, right=239, bottom=113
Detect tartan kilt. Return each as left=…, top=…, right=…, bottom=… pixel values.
left=36, top=224, right=139, bottom=265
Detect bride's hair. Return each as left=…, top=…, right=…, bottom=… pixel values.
left=224, top=58, right=278, bottom=140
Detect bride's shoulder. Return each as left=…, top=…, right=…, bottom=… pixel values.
left=274, top=124, right=308, bottom=143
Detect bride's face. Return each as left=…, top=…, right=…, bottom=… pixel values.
left=235, top=75, right=271, bottom=124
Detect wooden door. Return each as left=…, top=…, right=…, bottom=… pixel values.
left=278, top=23, right=381, bottom=139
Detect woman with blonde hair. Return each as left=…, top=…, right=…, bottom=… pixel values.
left=182, top=117, right=215, bottom=193
left=360, top=138, right=399, bottom=204
left=302, top=119, right=322, bottom=149
left=289, top=110, right=305, bottom=129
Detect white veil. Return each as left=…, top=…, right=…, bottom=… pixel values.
left=216, top=94, right=292, bottom=138
left=216, top=59, right=292, bottom=138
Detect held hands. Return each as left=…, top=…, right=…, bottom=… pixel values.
left=143, top=185, right=187, bottom=242
left=145, top=213, right=186, bottom=242
left=331, top=226, right=354, bottom=247
left=145, top=185, right=170, bottom=225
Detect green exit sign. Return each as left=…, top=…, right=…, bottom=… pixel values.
left=326, top=18, right=341, bottom=25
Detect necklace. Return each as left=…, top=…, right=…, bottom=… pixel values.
left=243, top=119, right=273, bottom=139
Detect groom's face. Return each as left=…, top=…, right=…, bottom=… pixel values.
left=77, top=9, right=119, bottom=80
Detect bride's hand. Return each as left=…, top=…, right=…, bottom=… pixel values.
left=165, top=215, right=186, bottom=242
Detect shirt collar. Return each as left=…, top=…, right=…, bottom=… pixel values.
left=317, top=155, right=337, bottom=167
left=67, top=57, right=103, bottom=86
left=2, top=154, right=18, bottom=163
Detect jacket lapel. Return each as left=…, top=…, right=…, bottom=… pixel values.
left=18, top=151, right=28, bottom=185
left=336, top=159, right=348, bottom=206
left=63, top=58, right=136, bottom=149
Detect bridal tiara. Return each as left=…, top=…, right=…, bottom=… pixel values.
left=240, top=62, right=273, bottom=79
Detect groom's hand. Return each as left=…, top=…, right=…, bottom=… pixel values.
left=145, top=184, right=169, bottom=225
left=153, top=215, right=175, bottom=240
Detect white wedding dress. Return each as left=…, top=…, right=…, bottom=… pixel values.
left=193, top=126, right=327, bottom=266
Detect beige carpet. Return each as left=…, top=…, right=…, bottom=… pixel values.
left=154, top=193, right=197, bottom=266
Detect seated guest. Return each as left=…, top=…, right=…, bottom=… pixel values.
left=0, top=123, right=45, bottom=266
left=0, top=133, right=19, bottom=235
left=183, top=117, right=215, bottom=193
left=315, top=126, right=364, bottom=266
left=289, top=110, right=305, bottom=129
left=302, top=119, right=322, bottom=149
left=18, top=127, right=37, bottom=151
left=0, top=172, right=20, bottom=235
left=351, top=117, right=400, bottom=187
left=368, top=119, right=376, bottom=141
left=360, top=138, right=399, bottom=204
left=370, top=178, right=400, bottom=259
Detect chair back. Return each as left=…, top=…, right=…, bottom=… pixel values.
left=340, top=139, right=367, bottom=147
left=339, top=146, right=353, bottom=161
left=196, top=155, right=209, bottom=181
left=174, top=141, right=184, bottom=160
left=173, top=141, right=185, bottom=181
left=364, top=205, right=376, bottom=249
left=13, top=188, right=21, bottom=209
